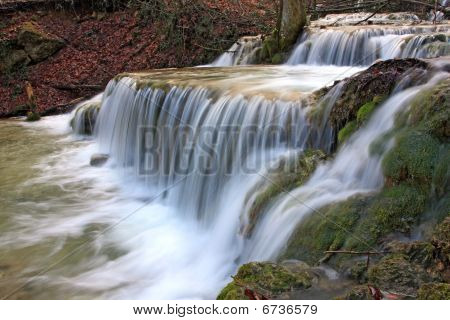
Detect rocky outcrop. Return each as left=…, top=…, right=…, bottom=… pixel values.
left=0, top=40, right=30, bottom=72
left=217, top=261, right=312, bottom=300
left=326, top=58, right=429, bottom=143
left=0, top=22, right=64, bottom=72
left=17, top=22, right=65, bottom=63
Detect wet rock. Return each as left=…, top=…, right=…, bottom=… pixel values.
left=244, top=150, right=327, bottom=237
left=217, top=262, right=312, bottom=300
left=368, top=254, right=431, bottom=297
left=17, top=22, right=65, bottom=63
left=326, top=58, right=428, bottom=136
left=90, top=154, right=109, bottom=167
left=26, top=111, right=41, bottom=122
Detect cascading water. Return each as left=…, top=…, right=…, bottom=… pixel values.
left=209, top=36, right=262, bottom=66
left=243, top=71, right=449, bottom=261
left=95, top=66, right=357, bottom=222
left=1, top=15, right=449, bottom=300
left=287, top=25, right=449, bottom=66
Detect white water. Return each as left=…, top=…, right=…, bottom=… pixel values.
left=287, top=26, right=449, bottom=66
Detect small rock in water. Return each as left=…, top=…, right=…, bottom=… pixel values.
left=90, top=154, right=109, bottom=167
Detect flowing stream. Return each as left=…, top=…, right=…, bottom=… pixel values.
left=0, top=22, right=449, bottom=299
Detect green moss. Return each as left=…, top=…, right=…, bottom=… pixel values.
left=382, top=131, right=440, bottom=185
left=261, top=35, right=279, bottom=61
left=337, top=120, right=357, bottom=144
left=368, top=254, right=431, bottom=297
left=417, top=283, right=450, bottom=299
left=341, top=285, right=373, bottom=300
left=217, top=262, right=312, bottom=300
left=216, top=282, right=248, bottom=300
left=348, top=185, right=428, bottom=247
left=283, top=195, right=368, bottom=264
left=271, top=53, right=283, bottom=64
left=356, top=96, right=385, bottom=125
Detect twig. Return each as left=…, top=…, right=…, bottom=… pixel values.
left=353, top=3, right=388, bottom=25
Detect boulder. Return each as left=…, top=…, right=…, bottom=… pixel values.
left=217, top=262, right=312, bottom=300
left=0, top=40, right=31, bottom=72
left=90, top=154, right=109, bottom=167
left=17, top=22, right=65, bottom=63
left=368, top=254, right=431, bottom=297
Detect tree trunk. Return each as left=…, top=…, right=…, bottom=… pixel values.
left=277, top=0, right=307, bottom=50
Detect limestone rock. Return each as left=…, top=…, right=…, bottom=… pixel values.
left=0, top=40, right=31, bottom=71
left=17, top=22, right=65, bottom=63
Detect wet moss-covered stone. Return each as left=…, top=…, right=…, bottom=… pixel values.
left=341, top=285, right=374, bottom=300
left=368, top=254, right=431, bottom=297
left=408, top=78, right=449, bottom=140
left=25, top=111, right=41, bottom=122
left=337, top=120, right=357, bottom=144
left=283, top=195, right=369, bottom=264
left=244, top=150, right=327, bottom=236
left=327, top=59, right=428, bottom=135
left=417, top=283, right=450, bottom=299
left=217, top=262, right=312, bottom=300
left=382, top=131, right=440, bottom=185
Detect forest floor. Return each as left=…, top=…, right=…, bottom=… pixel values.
left=0, top=1, right=276, bottom=117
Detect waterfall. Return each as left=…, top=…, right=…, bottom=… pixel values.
left=287, top=26, right=449, bottom=66
left=210, top=36, right=262, bottom=67
left=95, top=73, right=334, bottom=222
left=243, top=71, right=448, bottom=261
left=70, top=93, right=103, bottom=135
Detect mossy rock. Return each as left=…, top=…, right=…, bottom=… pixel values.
left=326, top=59, right=428, bottom=139
left=431, top=217, right=450, bottom=271
left=271, top=53, right=284, bottom=64
left=283, top=195, right=369, bottom=264
left=340, top=285, right=373, bottom=300
left=337, top=120, right=357, bottom=144
left=244, top=150, right=327, bottom=237
left=261, top=35, right=279, bottom=62
left=217, top=262, right=312, bottom=300
left=408, top=78, right=449, bottom=141
left=0, top=40, right=31, bottom=72
left=417, top=283, right=450, bottom=299
left=17, top=22, right=65, bottom=63
left=368, top=254, right=431, bottom=297
left=382, top=131, right=440, bottom=185
left=71, top=100, right=101, bottom=135
left=367, top=185, right=428, bottom=235
left=26, top=111, right=41, bottom=122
